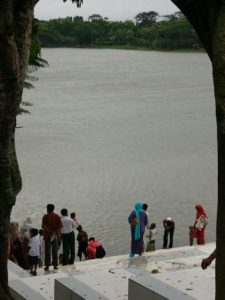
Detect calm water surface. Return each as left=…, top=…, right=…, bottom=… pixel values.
left=13, top=49, right=217, bottom=256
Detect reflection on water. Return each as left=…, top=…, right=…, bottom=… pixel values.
left=14, top=49, right=217, bottom=256
left=128, top=256, right=149, bottom=269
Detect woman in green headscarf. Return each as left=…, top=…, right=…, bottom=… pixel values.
left=128, top=201, right=148, bottom=257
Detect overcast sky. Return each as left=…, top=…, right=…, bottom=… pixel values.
left=35, top=0, right=178, bottom=21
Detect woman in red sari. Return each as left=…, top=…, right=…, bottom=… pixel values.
left=192, top=204, right=208, bottom=245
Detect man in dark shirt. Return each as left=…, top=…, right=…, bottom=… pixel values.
left=42, top=204, right=62, bottom=271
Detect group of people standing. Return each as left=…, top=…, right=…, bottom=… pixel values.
left=9, top=201, right=209, bottom=274
left=9, top=204, right=105, bottom=275
left=128, top=201, right=208, bottom=257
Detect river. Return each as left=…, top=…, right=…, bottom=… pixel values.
left=13, top=48, right=217, bottom=256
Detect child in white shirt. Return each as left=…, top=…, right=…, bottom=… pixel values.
left=28, top=228, right=40, bottom=275
left=146, top=223, right=157, bottom=251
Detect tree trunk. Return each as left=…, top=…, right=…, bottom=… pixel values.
left=171, top=1, right=225, bottom=299
left=212, top=7, right=225, bottom=300
left=0, top=1, right=38, bottom=298
left=0, top=117, right=19, bottom=299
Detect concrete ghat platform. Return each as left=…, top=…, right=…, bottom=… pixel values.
left=8, top=243, right=215, bottom=300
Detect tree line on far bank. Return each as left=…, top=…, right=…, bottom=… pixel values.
left=37, top=11, right=202, bottom=50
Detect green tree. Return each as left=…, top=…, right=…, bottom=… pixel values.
left=171, top=1, right=225, bottom=299
left=108, top=20, right=135, bottom=45
left=135, top=11, right=159, bottom=27
left=153, top=17, right=200, bottom=49
left=87, top=15, right=110, bottom=45
left=88, top=14, right=103, bottom=21
left=37, top=13, right=199, bottom=50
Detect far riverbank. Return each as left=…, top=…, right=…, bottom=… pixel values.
left=41, top=45, right=204, bottom=53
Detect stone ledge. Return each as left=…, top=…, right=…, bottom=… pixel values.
left=10, top=279, right=47, bottom=300
left=55, top=276, right=109, bottom=300
left=8, top=243, right=215, bottom=300
left=129, top=275, right=196, bottom=300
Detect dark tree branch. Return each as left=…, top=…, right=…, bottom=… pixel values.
left=171, top=0, right=220, bottom=60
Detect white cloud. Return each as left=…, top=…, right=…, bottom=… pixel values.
left=35, top=0, right=177, bottom=21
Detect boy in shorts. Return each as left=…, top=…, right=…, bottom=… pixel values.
left=28, top=228, right=40, bottom=275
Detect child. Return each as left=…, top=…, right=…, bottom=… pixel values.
left=76, top=225, right=88, bottom=261
left=70, top=212, right=79, bottom=227
left=28, top=228, right=40, bottom=276
left=146, top=223, right=157, bottom=251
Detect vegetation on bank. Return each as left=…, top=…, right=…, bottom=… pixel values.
left=37, top=11, right=202, bottom=51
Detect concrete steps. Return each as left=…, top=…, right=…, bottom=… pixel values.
left=8, top=243, right=215, bottom=300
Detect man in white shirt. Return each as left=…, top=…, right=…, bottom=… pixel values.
left=61, top=208, right=75, bottom=265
